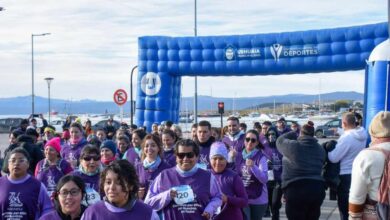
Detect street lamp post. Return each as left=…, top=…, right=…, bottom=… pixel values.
left=31, top=33, right=50, bottom=115
left=44, top=77, right=54, bottom=123
left=130, top=65, right=138, bottom=126
left=194, top=0, right=198, bottom=124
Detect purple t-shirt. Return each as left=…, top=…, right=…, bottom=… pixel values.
left=222, top=132, right=245, bottom=152
left=0, top=175, right=53, bottom=220
left=60, top=138, right=87, bottom=169
left=124, top=147, right=140, bottom=165
left=35, top=159, right=73, bottom=196
left=81, top=200, right=159, bottom=220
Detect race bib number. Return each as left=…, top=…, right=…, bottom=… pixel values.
left=82, top=187, right=101, bottom=206
left=172, top=185, right=194, bottom=205
left=267, top=170, right=274, bottom=181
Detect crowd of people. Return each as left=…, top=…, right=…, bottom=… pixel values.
left=1, top=110, right=389, bottom=220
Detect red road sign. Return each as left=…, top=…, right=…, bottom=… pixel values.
left=113, top=89, right=128, bottom=106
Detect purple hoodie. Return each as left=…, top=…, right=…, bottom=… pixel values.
left=144, top=166, right=222, bottom=220
left=211, top=169, right=248, bottom=220
left=60, top=138, right=88, bottom=169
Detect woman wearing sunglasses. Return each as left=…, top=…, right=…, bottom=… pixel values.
left=0, top=147, right=52, bottom=219
left=39, top=175, right=87, bottom=220
left=35, top=137, right=73, bottom=197
left=145, top=139, right=222, bottom=220
left=81, top=160, right=159, bottom=220
left=135, top=134, right=170, bottom=200
left=235, top=129, right=268, bottom=220
left=209, top=141, right=248, bottom=220
left=72, top=145, right=102, bottom=206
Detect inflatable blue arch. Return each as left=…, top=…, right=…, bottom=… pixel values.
left=136, top=22, right=389, bottom=130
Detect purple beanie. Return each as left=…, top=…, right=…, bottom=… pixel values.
left=209, top=141, right=228, bottom=161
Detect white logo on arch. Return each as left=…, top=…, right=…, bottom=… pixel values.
left=141, top=72, right=162, bottom=96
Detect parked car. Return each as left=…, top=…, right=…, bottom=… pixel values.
left=50, top=120, right=65, bottom=133
left=0, top=118, right=24, bottom=133
left=315, top=119, right=342, bottom=138
left=92, top=119, right=121, bottom=131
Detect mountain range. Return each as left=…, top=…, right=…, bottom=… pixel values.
left=0, top=91, right=363, bottom=115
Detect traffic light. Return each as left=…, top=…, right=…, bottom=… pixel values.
left=218, top=102, right=224, bottom=114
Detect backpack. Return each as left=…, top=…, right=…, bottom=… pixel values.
left=370, top=148, right=390, bottom=220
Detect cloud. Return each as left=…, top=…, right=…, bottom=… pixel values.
left=0, top=0, right=386, bottom=101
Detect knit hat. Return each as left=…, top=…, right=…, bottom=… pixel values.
left=209, top=142, right=228, bottom=161
left=301, top=123, right=315, bottom=136
left=100, top=140, right=117, bottom=154
left=44, top=126, right=55, bottom=134
left=369, top=111, right=390, bottom=138
left=45, top=137, right=61, bottom=154
left=62, top=130, right=70, bottom=139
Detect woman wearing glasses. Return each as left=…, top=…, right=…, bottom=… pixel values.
left=72, top=145, right=102, bottom=206
left=0, top=147, right=52, bottom=219
left=145, top=139, right=222, bottom=220
left=135, top=134, right=170, bottom=200
left=35, top=137, right=73, bottom=197
left=39, top=175, right=87, bottom=220
left=235, top=129, right=268, bottom=220
left=81, top=160, right=159, bottom=220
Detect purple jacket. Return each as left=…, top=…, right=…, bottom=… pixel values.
left=124, top=147, right=140, bottom=165
left=196, top=137, right=215, bottom=169
left=0, top=175, right=53, bottom=220
left=211, top=169, right=248, bottom=220
left=235, top=150, right=268, bottom=205
left=81, top=200, right=159, bottom=220
left=163, top=149, right=176, bottom=167
left=135, top=160, right=170, bottom=200
left=144, top=166, right=222, bottom=220
left=222, top=132, right=246, bottom=152
left=60, top=138, right=88, bottom=169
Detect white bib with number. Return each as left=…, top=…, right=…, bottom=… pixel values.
left=82, top=187, right=101, bottom=206
left=173, top=185, right=195, bottom=205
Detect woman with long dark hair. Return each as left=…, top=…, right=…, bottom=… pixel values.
left=81, top=160, right=158, bottom=219
left=40, top=175, right=87, bottom=220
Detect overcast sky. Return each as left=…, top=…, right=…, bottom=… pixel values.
left=0, top=0, right=386, bottom=101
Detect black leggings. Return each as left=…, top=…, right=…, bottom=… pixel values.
left=283, top=179, right=325, bottom=220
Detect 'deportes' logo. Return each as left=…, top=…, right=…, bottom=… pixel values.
left=270, top=44, right=283, bottom=61
left=225, top=45, right=236, bottom=61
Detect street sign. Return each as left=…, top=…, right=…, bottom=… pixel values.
left=113, top=89, right=128, bottom=106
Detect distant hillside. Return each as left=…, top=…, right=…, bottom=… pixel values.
left=180, top=91, right=363, bottom=111
left=0, top=91, right=363, bottom=114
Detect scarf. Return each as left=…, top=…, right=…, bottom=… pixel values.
left=143, top=156, right=161, bottom=171
left=101, top=156, right=116, bottom=166
left=134, top=146, right=142, bottom=158
left=175, top=164, right=198, bottom=177
left=78, top=164, right=100, bottom=176
left=228, top=130, right=245, bottom=141
left=242, top=149, right=259, bottom=160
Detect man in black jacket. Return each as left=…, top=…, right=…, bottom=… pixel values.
left=276, top=123, right=326, bottom=220
left=2, top=134, right=44, bottom=175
